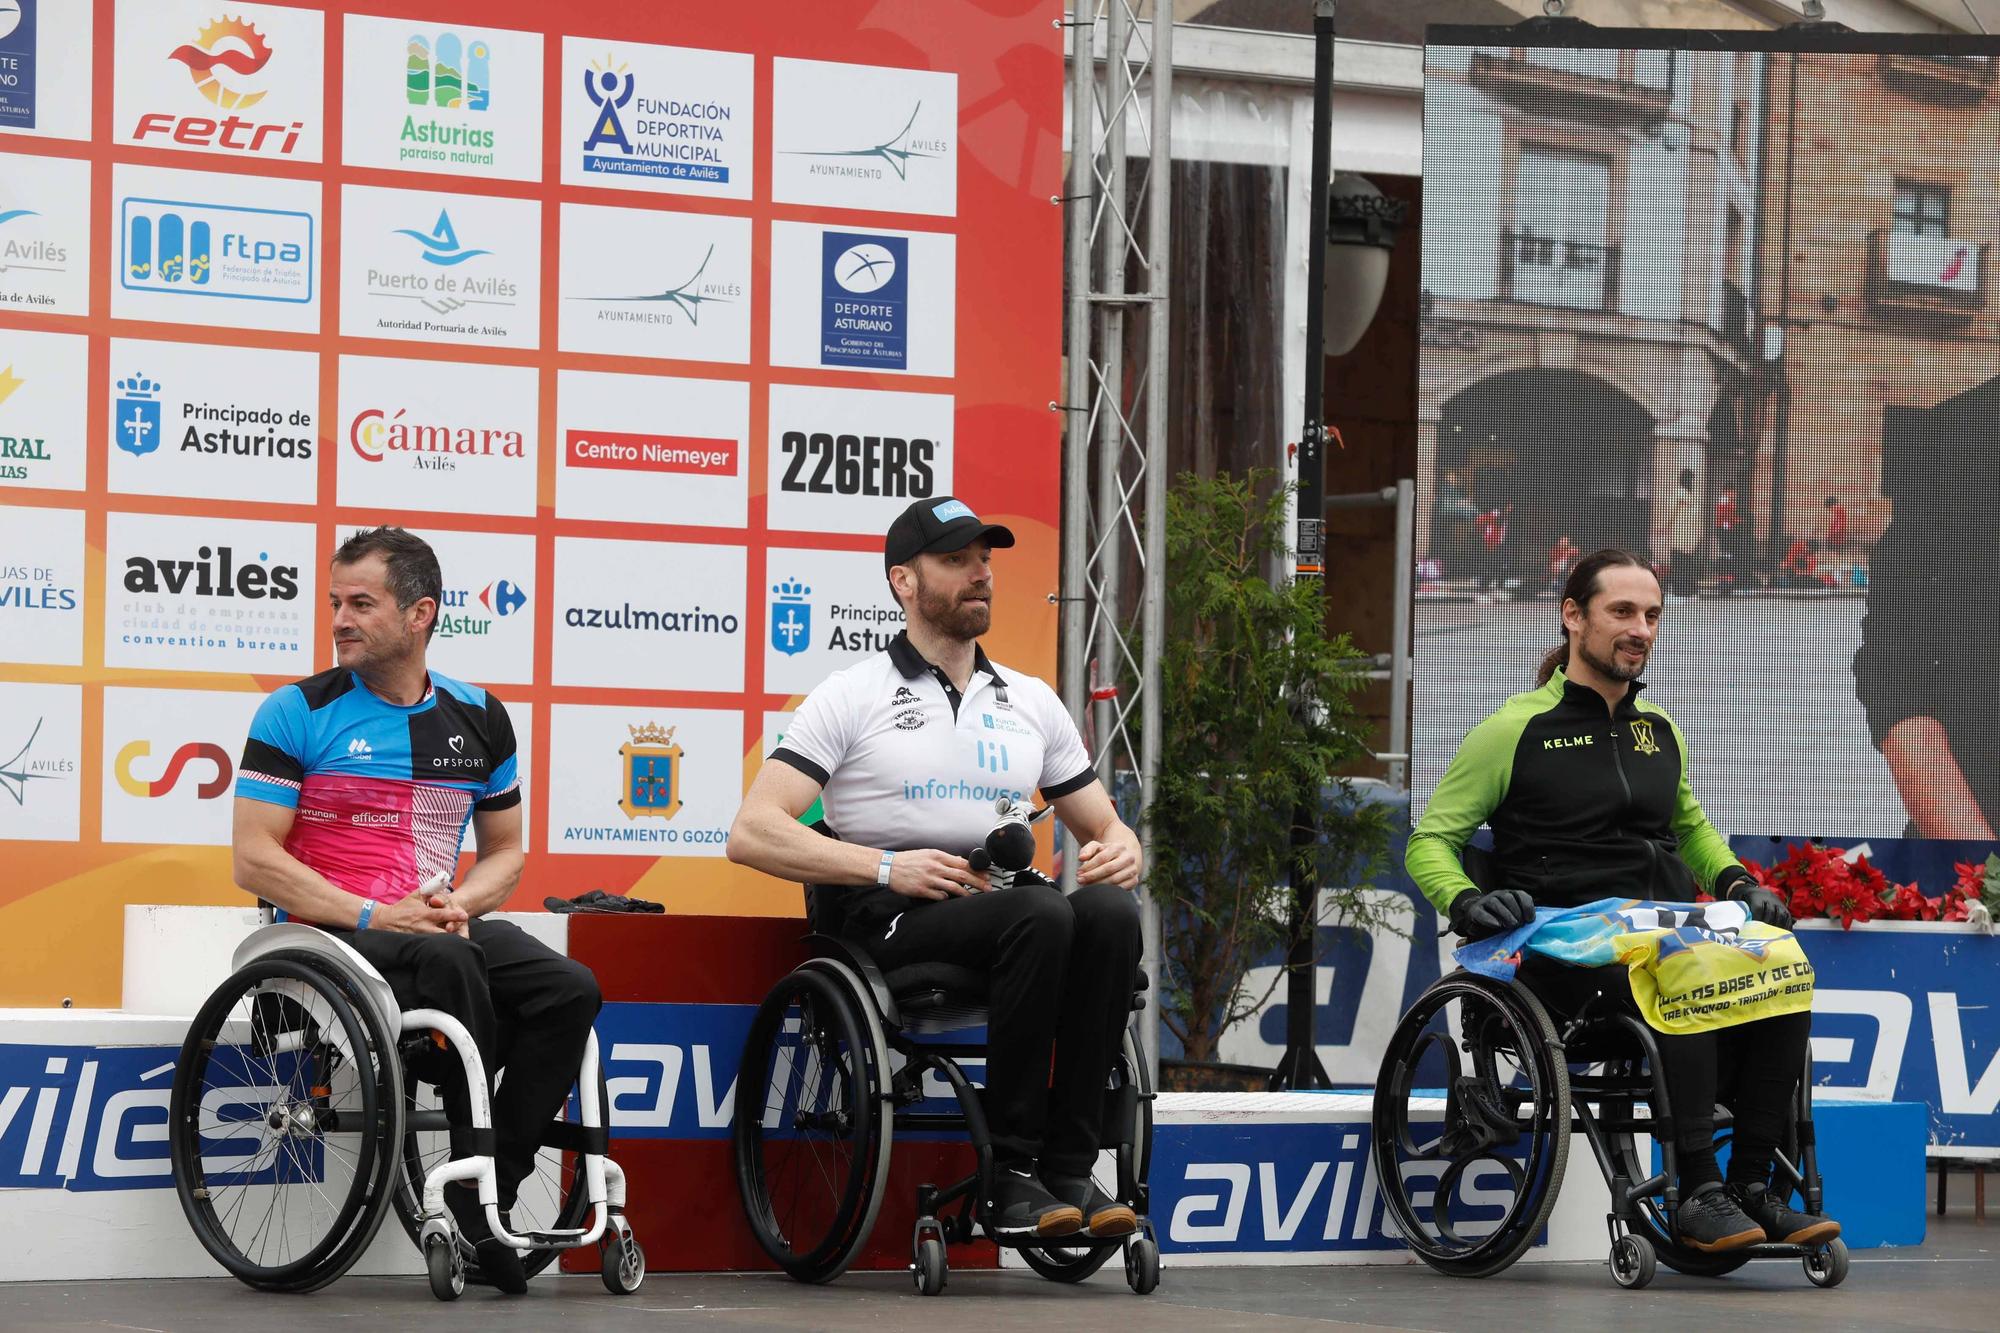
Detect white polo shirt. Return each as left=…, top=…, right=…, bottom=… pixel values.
left=771, top=632, right=1097, bottom=856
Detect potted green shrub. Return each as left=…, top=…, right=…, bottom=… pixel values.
left=1146, top=471, right=1395, bottom=1088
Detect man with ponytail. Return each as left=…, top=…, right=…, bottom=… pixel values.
left=1407, top=549, right=1840, bottom=1254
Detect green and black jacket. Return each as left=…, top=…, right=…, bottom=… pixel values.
left=1407, top=668, right=1752, bottom=916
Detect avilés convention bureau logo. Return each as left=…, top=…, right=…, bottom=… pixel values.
left=121, top=196, right=314, bottom=305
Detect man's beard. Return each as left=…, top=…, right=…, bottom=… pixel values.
left=915, top=580, right=990, bottom=641
left=1578, top=633, right=1647, bottom=682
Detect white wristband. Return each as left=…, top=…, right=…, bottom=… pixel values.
left=876, top=850, right=895, bottom=887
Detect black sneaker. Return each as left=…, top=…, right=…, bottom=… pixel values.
left=1042, top=1172, right=1138, bottom=1239
left=986, top=1164, right=1084, bottom=1239
left=1731, top=1181, right=1841, bottom=1246
left=1676, top=1181, right=1765, bottom=1253
left=447, top=1185, right=529, bottom=1294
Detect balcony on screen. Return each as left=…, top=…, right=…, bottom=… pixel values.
left=1498, top=228, right=1621, bottom=312
left=1468, top=46, right=1676, bottom=122
left=1866, top=228, right=1989, bottom=325
left=1877, top=51, right=1996, bottom=105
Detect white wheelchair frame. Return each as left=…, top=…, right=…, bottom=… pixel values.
left=228, top=922, right=639, bottom=1295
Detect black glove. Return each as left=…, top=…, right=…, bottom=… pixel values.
left=1725, top=881, right=1793, bottom=930
left=1448, top=888, right=1538, bottom=940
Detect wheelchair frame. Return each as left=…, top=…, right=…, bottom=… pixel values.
left=1372, top=969, right=1848, bottom=1290
left=732, top=912, right=1161, bottom=1296
left=169, top=922, right=644, bottom=1300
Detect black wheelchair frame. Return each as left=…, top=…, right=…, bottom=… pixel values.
left=731, top=879, right=1160, bottom=1296
left=1372, top=859, right=1847, bottom=1291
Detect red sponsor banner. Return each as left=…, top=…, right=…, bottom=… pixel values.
left=565, top=429, right=737, bottom=476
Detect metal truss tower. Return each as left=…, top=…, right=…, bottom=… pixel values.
left=1060, top=1, right=1172, bottom=1072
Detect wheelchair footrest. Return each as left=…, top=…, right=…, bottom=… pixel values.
left=513, top=1227, right=592, bottom=1248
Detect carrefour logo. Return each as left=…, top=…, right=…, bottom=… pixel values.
left=120, top=197, right=314, bottom=304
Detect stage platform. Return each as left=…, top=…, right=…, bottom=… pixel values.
left=2, top=1214, right=1988, bottom=1333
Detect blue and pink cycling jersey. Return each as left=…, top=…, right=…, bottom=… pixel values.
left=236, top=667, right=520, bottom=907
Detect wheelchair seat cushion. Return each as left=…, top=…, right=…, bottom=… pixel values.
left=883, top=960, right=989, bottom=1004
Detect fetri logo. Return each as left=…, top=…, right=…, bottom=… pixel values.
left=132, top=15, right=305, bottom=155
left=115, top=739, right=233, bottom=798
left=349, top=407, right=525, bottom=471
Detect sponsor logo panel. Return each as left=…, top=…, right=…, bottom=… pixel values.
left=113, top=0, right=324, bottom=161
left=338, top=183, right=541, bottom=348
left=559, top=37, right=752, bottom=199
left=0, top=329, right=87, bottom=491
left=389, top=526, right=536, bottom=686
left=100, top=687, right=260, bottom=846
left=104, top=510, right=316, bottom=673
left=335, top=354, right=538, bottom=518
left=557, top=202, right=750, bottom=364
left=0, top=680, right=81, bottom=842
left=763, top=547, right=906, bottom=696
left=107, top=337, right=317, bottom=505
left=0, top=503, right=83, bottom=665
left=765, top=383, right=953, bottom=535
left=0, top=0, right=92, bottom=141
left=550, top=536, right=745, bottom=692
left=771, top=58, right=957, bottom=217
left=0, top=151, right=89, bottom=314
left=770, top=221, right=955, bottom=377
left=554, top=369, right=747, bottom=527
left=110, top=163, right=321, bottom=334
left=340, top=15, right=541, bottom=182
left=546, top=704, right=742, bottom=856
left=0, top=0, right=37, bottom=130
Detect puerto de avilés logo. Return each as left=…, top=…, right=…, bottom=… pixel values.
left=770, top=578, right=811, bottom=657
left=785, top=104, right=944, bottom=183
left=395, top=210, right=491, bottom=266
left=115, top=374, right=163, bottom=457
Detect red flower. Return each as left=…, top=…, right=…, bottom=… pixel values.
left=1941, top=887, right=1972, bottom=923
left=1885, top=883, right=1937, bottom=922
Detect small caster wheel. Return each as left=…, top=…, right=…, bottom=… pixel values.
left=1609, top=1233, right=1656, bottom=1290
left=601, top=1231, right=646, bottom=1294
left=913, top=1235, right=947, bottom=1295
left=427, top=1237, right=464, bottom=1301
left=1123, top=1235, right=1159, bottom=1295
left=1804, top=1237, right=1848, bottom=1289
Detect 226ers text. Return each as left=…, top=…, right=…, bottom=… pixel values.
left=779, top=430, right=935, bottom=497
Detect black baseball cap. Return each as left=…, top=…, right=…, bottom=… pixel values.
left=884, top=497, right=1016, bottom=573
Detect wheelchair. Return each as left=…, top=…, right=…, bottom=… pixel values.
left=167, top=920, right=644, bottom=1300
left=730, top=868, right=1160, bottom=1297
left=1370, top=917, right=1847, bottom=1289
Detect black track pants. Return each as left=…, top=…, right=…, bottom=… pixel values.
left=845, top=882, right=1143, bottom=1175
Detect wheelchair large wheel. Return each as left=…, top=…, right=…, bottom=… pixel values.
left=733, top=963, right=892, bottom=1283
left=1371, top=972, right=1569, bottom=1278
left=1019, top=1027, right=1153, bottom=1284
left=169, top=953, right=403, bottom=1292
left=389, top=1058, right=604, bottom=1282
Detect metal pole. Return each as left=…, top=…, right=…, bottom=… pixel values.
left=1137, top=0, right=1172, bottom=1086
left=1273, top=0, right=1336, bottom=1092
left=1092, top=0, right=1131, bottom=772
left=1389, top=478, right=1414, bottom=793
left=1059, top=1, right=1096, bottom=896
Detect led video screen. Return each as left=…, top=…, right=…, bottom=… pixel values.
left=1418, top=29, right=2000, bottom=843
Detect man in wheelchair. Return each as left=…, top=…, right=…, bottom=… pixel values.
left=231, top=526, right=601, bottom=1294
left=729, top=497, right=1146, bottom=1244
left=1406, top=548, right=1840, bottom=1255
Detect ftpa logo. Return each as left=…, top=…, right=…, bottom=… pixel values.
left=120, top=196, right=315, bottom=305
left=131, top=14, right=306, bottom=156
